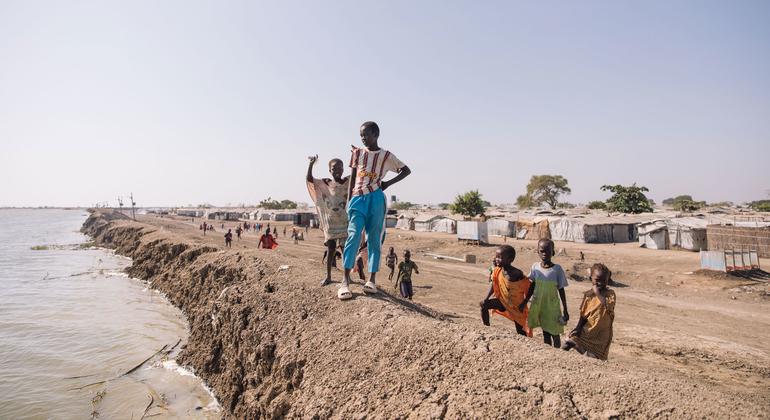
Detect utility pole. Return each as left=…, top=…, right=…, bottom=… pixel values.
left=117, top=197, right=124, bottom=215
left=129, top=193, right=136, bottom=220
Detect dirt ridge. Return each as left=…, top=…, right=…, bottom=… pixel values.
left=81, top=210, right=767, bottom=419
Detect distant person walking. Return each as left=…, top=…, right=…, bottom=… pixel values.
left=224, top=229, right=233, bottom=248
left=235, top=225, right=243, bottom=240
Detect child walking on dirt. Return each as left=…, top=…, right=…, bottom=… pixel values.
left=224, top=229, right=233, bottom=248
left=386, top=247, right=398, bottom=282
left=521, top=239, right=569, bottom=347
left=395, top=250, right=419, bottom=300
left=235, top=225, right=243, bottom=240
left=306, top=154, right=350, bottom=286
left=563, top=263, right=616, bottom=360
left=339, top=121, right=411, bottom=300
left=258, top=230, right=278, bottom=249
left=480, top=245, right=531, bottom=336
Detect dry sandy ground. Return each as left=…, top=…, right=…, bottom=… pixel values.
left=104, top=213, right=770, bottom=417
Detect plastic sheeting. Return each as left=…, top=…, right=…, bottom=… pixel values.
left=486, top=219, right=515, bottom=237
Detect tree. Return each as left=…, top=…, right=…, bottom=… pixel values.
left=259, top=198, right=297, bottom=210
left=587, top=200, right=607, bottom=210
left=391, top=201, right=415, bottom=210
left=437, top=203, right=450, bottom=210
left=663, top=195, right=693, bottom=206
left=557, top=202, right=576, bottom=209
left=749, top=200, right=770, bottom=212
left=601, top=184, right=653, bottom=214
left=672, top=199, right=705, bottom=212
left=516, top=194, right=535, bottom=209
left=449, top=190, right=487, bottom=218
left=518, top=175, right=571, bottom=209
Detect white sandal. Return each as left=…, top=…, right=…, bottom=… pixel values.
left=337, top=284, right=353, bottom=300
left=362, top=281, right=378, bottom=294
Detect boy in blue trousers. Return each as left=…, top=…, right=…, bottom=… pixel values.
left=338, top=121, right=411, bottom=300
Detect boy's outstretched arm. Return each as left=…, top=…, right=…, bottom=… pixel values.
left=381, top=166, right=411, bottom=191
left=558, top=288, right=569, bottom=321
left=306, top=155, right=318, bottom=183
left=519, top=283, right=536, bottom=312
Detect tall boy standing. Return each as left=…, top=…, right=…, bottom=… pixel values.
left=338, top=121, right=411, bottom=300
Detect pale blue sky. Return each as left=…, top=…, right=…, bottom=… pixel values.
left=1, top=1, right=768, bottom=207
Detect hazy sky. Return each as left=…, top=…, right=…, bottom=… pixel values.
left=1, top=1, right=769, bottom=207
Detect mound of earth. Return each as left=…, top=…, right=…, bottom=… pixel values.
left=82, top=211, right=767, bottom=419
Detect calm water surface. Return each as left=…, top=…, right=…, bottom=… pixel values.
left=0, top=209, right=220, bottom=419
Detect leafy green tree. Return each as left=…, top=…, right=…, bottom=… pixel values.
left=601, top=184, right=653, bottom=214
left=449, top=190, right=487, bottom=218
left=672, top=199, right=705, bottom=212
left=437, top=203, right=450, bottom=210
left=518, top=175, right=571, bottom=209
left=749, top=200, right=770, bottom=212
left=587, top=200, right=607, bottom=210
left=280, top=200, right=298, bottom=209
left=663, top=195, right=693, bottom=206
left=391, top=201, right=415, bottom=210
left=516, top=194, right=535, bottom=209
left=259, top=197, right=297, bottom=210
left=557, top=202, right=576, bottom=209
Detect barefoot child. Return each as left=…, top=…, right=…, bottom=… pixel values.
left=258, top=230, right=278, bottom=249
left=395, top=250, right=419, bottom=299
left=224, top=229, right=233, bottom=248
left=339, top=121, right=411, bottom=300
left=306, top=154, right=350, bottom=286
left=386, top=247, right=398, bottom=282
left=563, top=263, right=616, bottom=360
left=480, top=245, right=531, bottom=336
left=521, top=239, right=569, bottom=347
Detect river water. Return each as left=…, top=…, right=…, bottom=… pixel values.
left=0, top=209, right=220, bottom=419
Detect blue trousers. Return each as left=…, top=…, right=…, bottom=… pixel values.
left=343, top=189, right=386, bottom=273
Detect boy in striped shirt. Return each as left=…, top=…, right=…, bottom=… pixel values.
left=338, top=121, right=411, bottom=300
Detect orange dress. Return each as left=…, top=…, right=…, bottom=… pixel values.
left=491, top=267, right=532, bottom=336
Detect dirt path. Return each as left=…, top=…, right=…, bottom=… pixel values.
left=129, top=214, right=770, bottom=417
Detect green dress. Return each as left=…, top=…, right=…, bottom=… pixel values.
left=528, top=274, right=565, bottom=335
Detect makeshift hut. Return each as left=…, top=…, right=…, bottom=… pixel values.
left=385, top=216, right=398, bottom=228
left=486, top=218, right=516, bottom=237
left=666, top=217, right=708, bottom=251
left=414, top=213, right=457, bottom=234
left=395, top=213, right=416, bottom=230
left=638, top=220, right=669, bottom=249
left=548, top=215, right=639, bottom=244
left=457, top=221, right=489, bottom=244
left=515, top=217, right=551, bottom=240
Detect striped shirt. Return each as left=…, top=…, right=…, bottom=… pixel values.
left=349, top=147, right=405, bottom=197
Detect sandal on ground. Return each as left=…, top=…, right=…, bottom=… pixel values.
left=362, top=281, right=378, bottom=294
left=337, top=284, right=353, bottom=300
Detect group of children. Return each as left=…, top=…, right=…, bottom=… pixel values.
left=304, top=121, right=614, bottom=360
left=481, top=239, right=616, bottom=360
left=306, top=121, right=411, bottom=297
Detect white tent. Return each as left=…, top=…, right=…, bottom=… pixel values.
left=638, top=220, right=669, bottom=249
left=486, top=218, right=516, bottom=237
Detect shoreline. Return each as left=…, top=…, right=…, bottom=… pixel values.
left=81, top=209, right=768, bottom=418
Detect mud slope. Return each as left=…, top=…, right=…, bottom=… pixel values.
left=82, top=211, right=767, bottom=419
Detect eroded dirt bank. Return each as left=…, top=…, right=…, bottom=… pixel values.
left=82, top=211, right=768, bottom=419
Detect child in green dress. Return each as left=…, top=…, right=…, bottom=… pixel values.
left=519, top=239, right=569, bottom=348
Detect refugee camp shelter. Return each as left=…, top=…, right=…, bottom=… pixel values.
left=547, top=215, right=640, bottom=244
left=457, top=221, right=489, bottom=244
left=638, top=220, right=669, bottom=249
left=293, top=212, right=316, bottom=227
left=708, top=223, right=770, bottom=258
left=176, top=209, right=205, bottom=218
left=666, top=217, right=708, bottom=251
left=515, top=217, right=551, bottom=240
left=271, top=210, right=296, bottom=222
left=206, top=211, right=241, bottom=221
left=385, top=216, right=398, bottom=228
left=413, top=213, right=457, bottom=234
left=395, top=212, right=417, bottom=230
left=486, top=218, right=516, bottom=237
